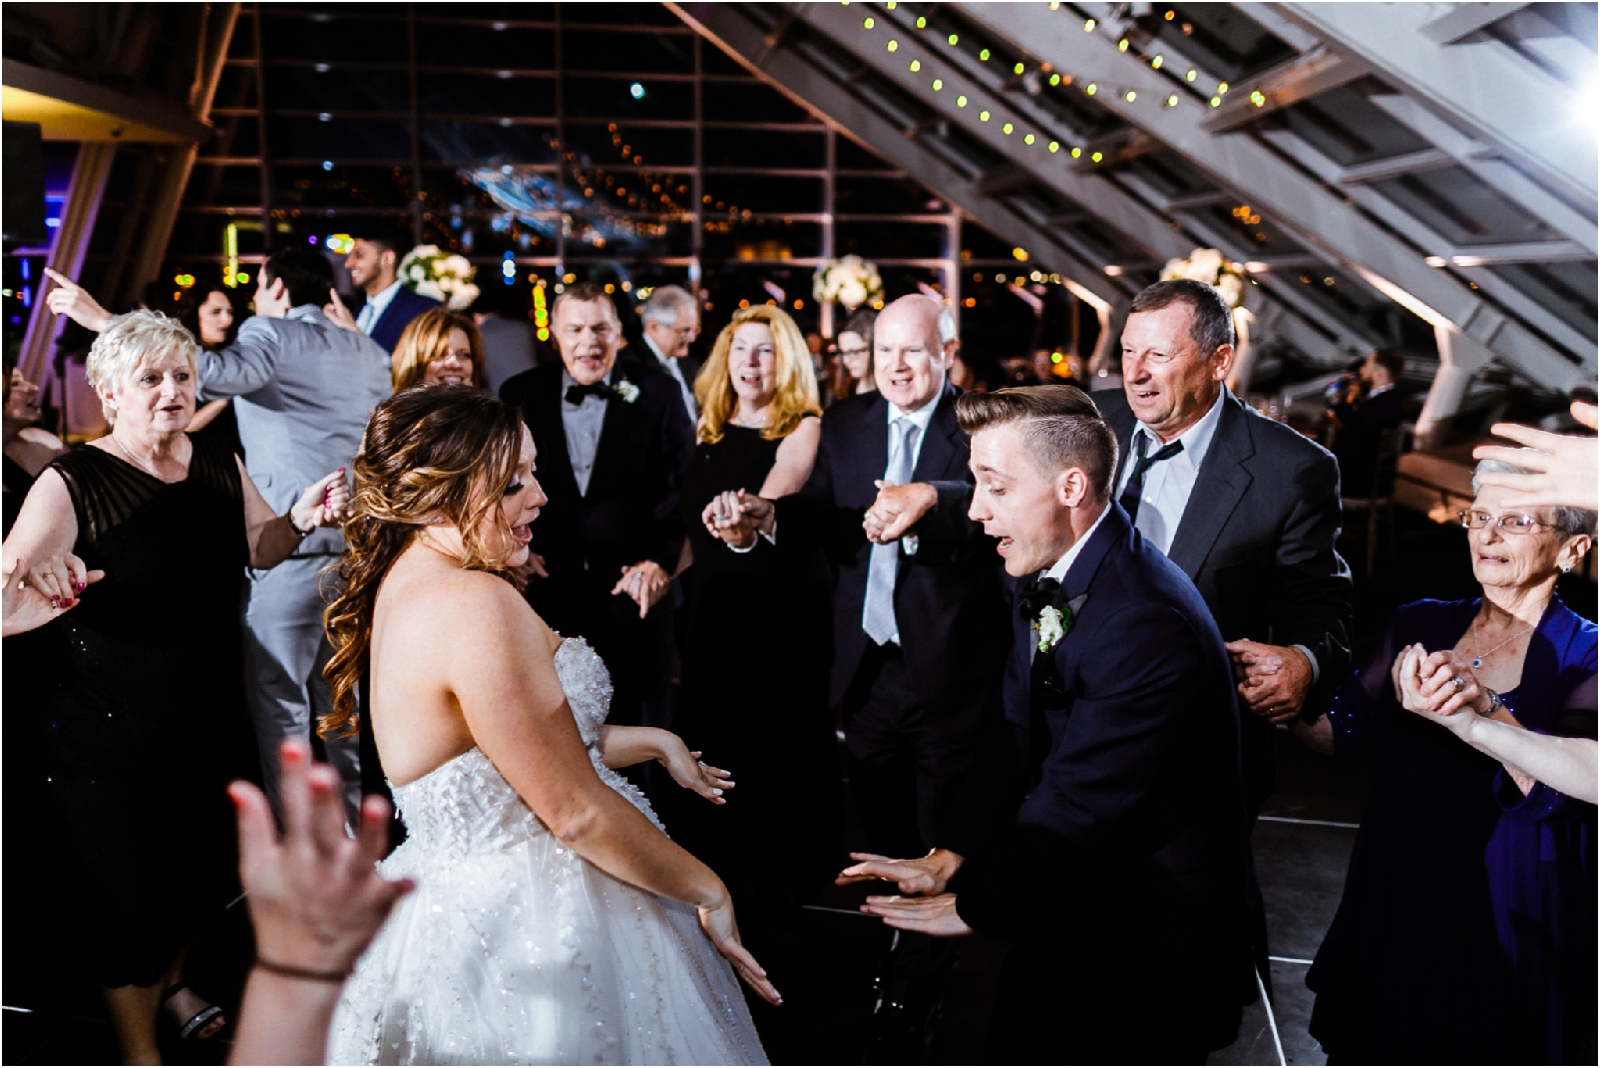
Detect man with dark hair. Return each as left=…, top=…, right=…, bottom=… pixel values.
left=498, top=283, right=693, bottom=752
left=1328, top=347, right=1406, bottom=497
left=42, top=249, right=393, bottom=814
left=344, top=224, right=439, bottom=353
left=849, top=383, right=1245, bottom=1063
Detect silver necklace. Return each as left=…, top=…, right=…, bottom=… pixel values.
left=1470, top=615, right=1535, bottom=669
left=109, top=433, right=170, bottom=481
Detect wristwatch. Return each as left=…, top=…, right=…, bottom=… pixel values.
left=1477, top=686, right=1502, bottom=717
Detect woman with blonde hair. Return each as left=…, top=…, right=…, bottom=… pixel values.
left=322, top=385, right=772, bottom=1064
left=670, top=306, right=838, bottom=1044
left=389, top=307, right=488, bottom=392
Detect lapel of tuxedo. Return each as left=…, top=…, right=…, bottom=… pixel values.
left=910, top=385, right=963, bottom=482
left=855, top=392, right=890, bottom=494
left=1167, top=392, right=1255, bottom=578
left=537, top=368, right=582, bottom=502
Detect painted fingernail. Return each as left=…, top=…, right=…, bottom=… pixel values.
left=74, top=581, right=84, bottom=591
left=712, top=788, right=723, bottom=796
left=63, top=598, right=74, bottom=607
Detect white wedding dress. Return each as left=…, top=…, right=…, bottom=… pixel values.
left=327, top=637, right=768, bottom=1065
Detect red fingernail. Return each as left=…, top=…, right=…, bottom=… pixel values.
left=74, top=582, right=84, bottom=591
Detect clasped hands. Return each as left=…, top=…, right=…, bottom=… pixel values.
left=835, top=848, right=973, bottom=937
left=1227, top=639, right=1314, bottom=724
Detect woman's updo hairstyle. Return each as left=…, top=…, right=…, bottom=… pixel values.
left=322, top=385, right=526, bottom=736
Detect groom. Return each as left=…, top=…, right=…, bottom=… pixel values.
left=845, top=385, right=1246, bottom=1063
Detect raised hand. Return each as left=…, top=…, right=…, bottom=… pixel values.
left=42, top=268, right=112, bottom=332
left=1472, top=402, right=1599, bottom=513
left=290, top=469, right=351, bottom=531
left=863, top=480, right=937, bottom=544
left=860, top=892, right=973, bottom=937
left=696, top=893, right=782, bottom=1006
left=836, top=848, right=963, bottom=896
left=323, top=288, right=360, bottom=332
left=612, top=559, right=669, bottom=618
left=3, top=555, right=105, bottom=637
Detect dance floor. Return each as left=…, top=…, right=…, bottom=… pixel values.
left=5, top=510, right=1592, bottom=1065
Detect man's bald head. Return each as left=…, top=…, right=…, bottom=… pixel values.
left=874, top=294, right=958, bottom=413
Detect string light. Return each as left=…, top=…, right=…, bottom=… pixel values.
left=1002, top=122, right=1014, bottom=134
left=1250, top=90, right=1266, bottom=106
left=887, top=39, right=898, bottom=51
left=1185, top=69, right=1197, bottom=81
left=979, top=48, right=990, bottom=60
left=1124, top=90, right=1137, bottom=102
left=1217, top=82, right=1230, bottom=93
left=1118, top=38, right=1129, bottom=51
left=1049, top=73, right=1061, bottom=85
left=979, top=109, right=991, bottom=121
left=948, top=33, right=958, bottom=45
left=1151, top=56, right=1164, bottom=69
left=1023, top=133, right=1035, bottom=144
left=863, top=16, right=874, bottom=28
left=1209, top=96, right=1222, bottom=107
left=931, top=78, right=943, bottom=90
left=1085, top=83, right=1097, bottom=95
left=1090, top=151, right=1103, bottom=162
left=1047, top=140, right=1060, bottom=152
left=955, top=94, right=968, bottom=107
left=1083, top=18, right=1096, bottom=30
left=1013, top=62, right=1025, bottom=74
left=909, top=59, right=920, bottom=71
left=1165, top=94, right=1179, bottom=106
left=915, top=16, right=926, bottom=28
left=1070, top=146, right=1082, bottom=157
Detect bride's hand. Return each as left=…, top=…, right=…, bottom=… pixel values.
left=657, top=739, right=733, bottom=805
left=697, top=894, right=781, bottom=1006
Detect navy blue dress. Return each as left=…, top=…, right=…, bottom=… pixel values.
left=1307, top=596, right=1596, bottom=1065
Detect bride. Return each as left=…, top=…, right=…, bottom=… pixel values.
left=324, top=386, right=773, bottom=1065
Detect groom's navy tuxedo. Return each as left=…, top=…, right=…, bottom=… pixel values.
left=955, top=503, right=1246, bottom=1061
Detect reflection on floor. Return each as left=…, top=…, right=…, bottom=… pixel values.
left=4, top=510, right=1592, bottom=1064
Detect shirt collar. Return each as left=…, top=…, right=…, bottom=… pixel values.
left=642, top=333, right=669, bottom=366
left=1043, top=502, right=1110, bottom=583
left=1132, top=387, right=1227, bottom=471
left=1367, top=383, right=1395, bottom=398
left=887, top=391, right=941, bottom=433
left=560, top=366, right=613, bottom=404
left=366, top=278, right=403, bottom=315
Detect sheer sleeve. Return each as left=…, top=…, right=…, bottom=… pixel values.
left=1325, top=611, right=1403, bottom=756
left=1495, top=658, right=1598, bottom=820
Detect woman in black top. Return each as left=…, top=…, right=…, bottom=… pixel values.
left=2, top=310, right=350, bottom=1063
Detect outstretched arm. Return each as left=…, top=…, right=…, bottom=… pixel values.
left=597, top=725, right=734, bottom=805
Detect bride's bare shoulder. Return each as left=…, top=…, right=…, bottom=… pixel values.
left=379, top=550, right=552, bottom=646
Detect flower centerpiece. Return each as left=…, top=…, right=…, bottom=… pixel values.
left=813, top=254, right=884, bottom=310
left=398, top=245, right=481, bottom=310
left=1160, top=247, right=1246, bottom=309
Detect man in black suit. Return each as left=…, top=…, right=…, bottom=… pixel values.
left=852, top=385, right=1244, bottom=1063
left=639, top=284, right=701, bottom=427
left=724, top=295, right=1012, bottom=1041
left=344, top=225, right=441, bottom=354
left=1328, top=347, right=1405, bottom=497
left=499, top=283, right=693, bottom=740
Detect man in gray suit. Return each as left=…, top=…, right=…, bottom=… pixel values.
left=195, top=249, right=392, bottom=811
left=45, top=252, right=392, bottom=811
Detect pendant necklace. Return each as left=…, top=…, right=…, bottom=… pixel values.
left=109, top=433, right=165, bottom=480
left=1470, top=615, right=1535, bottom=669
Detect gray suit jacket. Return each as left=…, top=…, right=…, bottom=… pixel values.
left=197, top=305, right=392, bottom=556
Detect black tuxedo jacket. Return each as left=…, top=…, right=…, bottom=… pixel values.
left=954, top=503, right=1245, bottom=1042
left=775, top=385, right=1010, bottom=729
left=1331, top=387, right=1404, bottom=497
left=499, top=358, right=693, bottom=597
left=1097, top=388, right=1353, bottom=805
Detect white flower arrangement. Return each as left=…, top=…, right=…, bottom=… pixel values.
left=1160, top=247, right=1247, bottom=309
left=398, top=245, right=481, bottom=310
left=813, top=254, right=884, bottom=309
left=1035, top=605, right=1066, bottom=653
left=613, top=379, right=640, bottom=404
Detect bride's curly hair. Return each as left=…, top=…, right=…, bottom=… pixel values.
left=320, top=385, right=526, bottom=738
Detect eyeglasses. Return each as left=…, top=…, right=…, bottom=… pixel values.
left=837, top=345, right=870, bottom=358
left=1457, top=510, right=1550, bottom=535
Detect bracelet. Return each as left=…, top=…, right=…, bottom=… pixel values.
left=285, top=511, right=313, bottom=538
left=254, top=957, right=351, bottom=984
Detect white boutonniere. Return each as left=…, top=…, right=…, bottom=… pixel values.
left=613, top=379, right=640, bottom=404
left=1035, top=606, right=1065, bottom=652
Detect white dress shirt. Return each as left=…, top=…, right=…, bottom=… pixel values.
left=1114, top=388, right=1227, bottom=556
left=644, top=334, right=697, bottom=422
left=355, top=279, right=403, bottom=335
left=1041, top=502, right=1111, bottom=585
left=561, top=369, right=610, bottom=496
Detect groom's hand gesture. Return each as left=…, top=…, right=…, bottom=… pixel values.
left=836, top=848, right=964, bottom=896
left=860, top=893, right=973, bottom=936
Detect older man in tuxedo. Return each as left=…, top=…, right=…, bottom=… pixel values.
left=850, top=385, right=1245, bottom=1064
left=722, top=294, right=1012, bottom=1045
left=499, top=283, right=693, bottom=743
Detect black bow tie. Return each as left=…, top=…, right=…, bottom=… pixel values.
left=565, top=383, right=611, bottom=405
left=1018, top=575, right=1063, bottom=620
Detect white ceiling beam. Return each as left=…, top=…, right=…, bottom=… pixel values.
left=1420, top=3, right=1534, bottom=44
left=1200, top=44, right=1368, bottom=134
left=1276, top=2, right=1596, bottom=206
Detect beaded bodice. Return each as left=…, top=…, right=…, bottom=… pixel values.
left=387, top=637, right=660, bottom=861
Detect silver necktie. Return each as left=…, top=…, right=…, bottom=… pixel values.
left=861, top=416, right=920, bottom=645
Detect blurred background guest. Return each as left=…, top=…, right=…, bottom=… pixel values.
left=1326, top=348, right=1406, bottom=497
left=1294, top=459, right=1596, bottom=1065
left=1, top=310, right=349, bottom=1066
left=344, top=224, right=439, bottom=354
left=471, top=286, right=538, bottom=394
left=640, top=284, right=701, bottom=426
left=175, top=278, right=244, bottom=454
left=826, top=307, right=877, bottom=404
left=4, top=367, right=67, bottom=536
left=671, top=305, right=835, bottom=1045
left=390, top=307, right=488, bottom=393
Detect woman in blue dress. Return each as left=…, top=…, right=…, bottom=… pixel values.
left=1295, top=458, right=1596, bottom=1065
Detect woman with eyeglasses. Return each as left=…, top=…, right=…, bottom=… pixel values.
left=1293, top=457, right=1596, bottom=1066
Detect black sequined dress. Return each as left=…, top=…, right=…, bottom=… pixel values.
left=37, top=434, right=254, bottom=987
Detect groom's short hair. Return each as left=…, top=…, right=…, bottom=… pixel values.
left=956, top=385, right=1118, bottom=500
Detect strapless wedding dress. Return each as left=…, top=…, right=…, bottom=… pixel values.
left=327, top=637, right=767, bottom=1065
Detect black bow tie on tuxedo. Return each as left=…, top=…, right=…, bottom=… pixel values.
left=565, top=382, right=612, bottom=405
left=1018, top=575, right=1064, bottom=620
